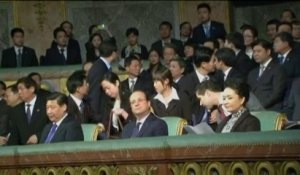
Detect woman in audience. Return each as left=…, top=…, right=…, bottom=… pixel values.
left=151, top=69, right=192, bottom=121
left=100, top=72, right=132, bottom=137
left=241, top=24, right=258, bottom=59
left=147, top=48, right=167, bottom=77
left=183, top=41, right=196, bottom=75
left=86, top=33, right=103, bottom=62
left=216, top=79, right=260, bottom=133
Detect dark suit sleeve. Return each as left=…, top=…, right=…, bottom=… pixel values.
left=180, top=92, right=193, bottom=122
left=243, top=116, right=261, bottom=131
left=153, top=119, right=168, bottom=136
left=1, top=49, right=11, bottom=67
left=263, top=67, right=287, bottom=108
left=29, top=48, right=39, bottom=66
left=7, top=115, right=20, bottom=145
left=64, top=121, right=84, bottom=141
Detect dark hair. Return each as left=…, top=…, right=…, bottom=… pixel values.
left=102, top=71, right=120, bottom=85
left=197, top=3, right=211, bottom=12
left=16, top=77, right=37, bottom=92
left=28, top=72, right=42, bottom=81
left=47, top=92, right=68, bottom=107
left=89, top=33, right=103, bottom=44
left=124, top=54, right=141, bottom=67
left=196, top=79, right=222, bottom=95
left=241, top=24, right=258, bottom=38
left=131, top=90, right=150, bottom=102
left=152, top=69, right=173, bottom=86
left=224, top=78, right=250, bottom=106
left=99, top=40, right=117, bottom=57
left=204, top=39, right=220, bottom=49
left=251, top=39, right=272, bottom=50
left=0, top=81, right=6, bottom=91
left=215, top=48, right=236, bottom=67
left=226, top=32, right=245, bottom=50
left=281, top=9, right=296, bottom=20
left=266, top=19, right=280, bottom=26
left=292, top=20, right=300, bottom=26
left=184, top=40, right=197, bottom=49
left=67, top=70, right=87, bottom=94
left=60, top=20, right=73, bottom=30
left=6, top=84, right=18, bottom=94
left=10, top=28, right=24, bottom=38
left=159, top=21, right=172, bottom=30
left=170, top=58, right=186, bottom=69
left=193, top=46, right=214, bottom=68
left=275, top=32, right=294, bottom=48
left=180, top=21, right=192, bottom=31
left=163, top=43, right=178, bottom=55
left=88, top=24, right=97, bottom=36
left=276, top=22, right=293, bottom=32
left=53, top=27, right=66, bottom=38
left=126, top=27, right=139, bottom=37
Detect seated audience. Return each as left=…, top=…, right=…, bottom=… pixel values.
left=100, top=72, right=132, bottom=137
left=28, top=72, right=52, bottom=98
left=4, top=84, right=22, bottom=107
left=151, top=21, right=183, bottom=57
left=179, top=21, right=192, bottom=45
left=43, top=27, right=82, bottom=65
left=216, top=79, right=261, bottom=133
left=183, top=41, right=196, bottom=75
left=280, top=9, right=296, bottom=22
left=266, top=19, right=280, bottom=41
left=277, top=21, right=293, bottom=34
left=40, top=92, right=83, bottom=143
left=66, top=70, right=93, bottom=123
left=169, top=58, right=188, bottom=91
left=121, top=27, right=148, bottom=60
left=192, top=3, right=226, bottom=45
left=121, top=90, right=168, bottom=138
left=86, top=33, right=103, bottom=62
left=1, top=28, right=38, bottom=68
left=85, top=24, right=98, bottom=50
left=292, top=20, right=300, bottom=42
left=203, top=39, right=220, bottom=54
left=8, top=77, right=49, bottom=145
left=162, top=43, right=179, bottom=67
left=147, top=48, right=167, bottom=78
left=224, top=32, right=256, bottom=77
left=0, top=81, right=9, bottom=145
left=151, top=69, right=192, bottom=121
left=247, top=39, right=287, bottom=111
left=241, top=24, right=258, bottom=59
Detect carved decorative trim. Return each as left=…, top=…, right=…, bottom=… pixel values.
left=33, top=1, right=47, bottom=31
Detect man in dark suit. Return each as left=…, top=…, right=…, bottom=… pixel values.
left=1, top=28, right=38, bottom=68
left=224, top=32, right=256, bottom=77
left=8, top=77, right=49, bottom=145
left=66, top=70, right=93, bottom=123
left=0, top=81, right=9, bottom=143
left=39, top=92, right=83, bottom=143
left=28, top=72, right=52, bottom=98
left=285, top=78, right=300, bottom=121
left=87, top=41, right=117, bottom=123
left=122, top=90, right=168, bottom=138
left=121, top=55, right=155, bottom=102
left=151, top=21, right=183, bottom=57
left=42, top=27, right=81, bottom=66
left=248, top=39, right=287, bottom=112
left=192, top=3, right=226, bottom=45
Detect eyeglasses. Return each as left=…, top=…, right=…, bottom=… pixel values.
left=130, top=98, right=147, bottom=105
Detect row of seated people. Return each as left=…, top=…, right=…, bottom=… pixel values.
left=1, top=3, right=300, bottom=68
left=0, top=36, right=299, bottom=145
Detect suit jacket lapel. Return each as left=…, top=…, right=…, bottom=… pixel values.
left=137, top=114, right=153, bottom=137
left=30, top=96, right=42, bottom=125
left=230, top=111, right=249, bottom=131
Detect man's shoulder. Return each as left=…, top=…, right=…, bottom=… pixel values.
left=211, top=20, right=225, bottom=27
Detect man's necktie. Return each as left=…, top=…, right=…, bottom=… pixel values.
left=17, top=49, right=22, bottom=67
left=131, top=122, right=141, bottom=137
left=129, top=80, right=135, bottom=92
left=258, top=65, right=265, bottom=78
left=60, top=49, right=66, bottom=60
left=26, top=104, right=31, bottom=123
left=44, top=124, right=57, bottom=143
left=204, top=24, right=210, bottom=38
left=277, top=54, right=284, bottom=64
left=79, top=101, right=84, bottom=114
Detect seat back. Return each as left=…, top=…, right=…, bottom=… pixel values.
left=250, top=111, right=287, bottom=131
left=81, top=124, right=104, bottom=141
left=161, top=117, right=187, bottom=136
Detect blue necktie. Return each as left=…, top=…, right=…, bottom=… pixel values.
left=44, top=124, right=57, bottom=143
left=277, top=55, right=284, bottom=64
left=131, top=122, right=141, bottom=137
left=26, top=104, right=31, bottom=123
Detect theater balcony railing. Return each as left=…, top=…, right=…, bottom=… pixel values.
left=0, top=130, right=299, bottom=175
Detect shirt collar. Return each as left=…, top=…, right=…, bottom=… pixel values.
left=136, top=112, right=150, bottom=130
left=14, top=46, right=23, bottom=54
left=99, top=56, right=111, bottom=70
left=282, top=49, right=292, bottom=58
left=154, top=87, right=180, bottom=101
left=261, top=58, right=272, bottom=68
left=25, top=95, right=37, bottom=107
left=70, top=94, right=82, bottom=109
left=223, top=67, right=232, bottom=79
left=195, top=69, right=209, bottom=83
left=54, top=113, right=68, bottom=128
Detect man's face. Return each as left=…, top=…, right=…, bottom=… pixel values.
left=202, top=56, right=216, bottom=73
left=62, top=23, right=72, bottom=37
left=163, top=48, right=176, bottom=67
left=292, top=24, right=300, bottom=40
left=55, top=31, right=67, bottom=47
left=159, top=25, right=171, bottom=39
left=273, top=37, right=289, bottom=54
left=128, top=33, right=138, bottom=46
left=281, top=11, right=293, bottom=22
left=266, top=24, right=277, bottom=40
left=46, top=100, right=66, bottom=123
left=126, top=60, right=141, bottom=77
left=277, top=24, right=292, bottom=34
left=129, top=91, right=150, bottom=119
left=17, top=83, right=34, bottom=102
left=169, top=61, right=184, bottom=79
left=4, top=88, right=20, bottom=107
left=180, top=23, right=192, bottom=37
left=197, top=7, right=210, bottom=23
left=184, top=45, right=194, bottom=57
left=197, top=90, right=215, bottom=109
left=77, top=80, right=89, bottom=96
left=12, top=32, right=24, bottom=47
left=253, top=45, right=270, bottom=64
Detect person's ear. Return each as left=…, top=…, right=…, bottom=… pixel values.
left=116, top=80, right=120, bottom=87
left=240, top=97, right=245, bottom=105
